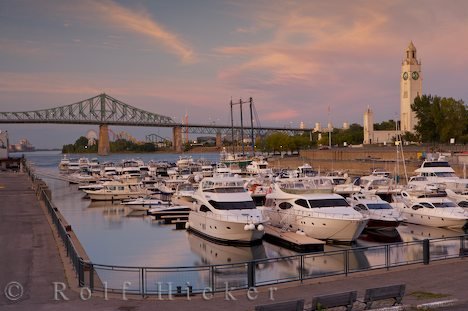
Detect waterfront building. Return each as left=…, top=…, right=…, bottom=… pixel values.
left=400, top=41, right=422, bottom=133
left=363, top=42, right=422, bottom=144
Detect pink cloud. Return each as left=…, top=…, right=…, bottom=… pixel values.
left=262, top=108, right=299, bottom=121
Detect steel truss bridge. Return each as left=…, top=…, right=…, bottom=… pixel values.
left=0, top=93, right=311, bottom=154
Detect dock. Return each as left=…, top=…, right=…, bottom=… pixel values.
left=263, top=225, right=325, bottom=252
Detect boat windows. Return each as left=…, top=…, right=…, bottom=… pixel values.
left=412, top=204, right=424, bottom=210
left=432, top=202, right=458, bottom=208
left=353, top=204, right=367, bottom=211
left=208, top=200, right=256, bottom=210
left=367, top=203, right=393, bottom=210
left=308, top=198, right=350, bottom=208
left=118, top=186, right=125, bottom=191
left=279, top=202, right=293, bottom=210
left=295, top=199, right=309, bottom=208
left=420, top=202, right=434, bottom=208
left=423, top=161, right=451, bottom=168
left=200, top=205, right=211, bottom=212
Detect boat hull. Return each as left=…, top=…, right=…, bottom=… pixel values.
left=400, top=210, right=467, bottom=228
left=187, top=211, right=265, bottom=245
left=262, top=209, right=368, bottom=242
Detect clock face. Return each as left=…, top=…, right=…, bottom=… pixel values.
left=402, top=72, right=408, bottom=80
left=412, top=71, right=419, bottom=80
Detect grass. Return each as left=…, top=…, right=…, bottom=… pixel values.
left=409, top=291, right=451, bottom=300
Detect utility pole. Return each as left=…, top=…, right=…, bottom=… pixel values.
left=249, top=97, right=254, bottom=155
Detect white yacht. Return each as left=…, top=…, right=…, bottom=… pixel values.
left=84, top=181, right=151, bottom=201
left=121, top=196, right=170, bottom=211
left=347, top=193, right=405, bottom=230
left=260, top=180, right=368, bottom=242
left=414, top=156, right=459, bottom=182
left=58, top=155, right=70, bottom=171
left=393, top=189, right=468, bottom=228
left=357, top=174, right=402, bottom=202
left=246, top=157, right=272, bottom=175
left=296, top=163, right=317, bottom=177
left=187, top=176, right=267, bottom=245
left=67, top=158, right=80, bottom=173
left=173, top=183, right=196, bottom=203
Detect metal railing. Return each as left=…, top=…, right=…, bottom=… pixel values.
left=24, top=161, right=468, bottom=296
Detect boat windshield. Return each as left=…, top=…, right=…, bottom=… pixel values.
left=423, top=161, right=451, bottom=168
left=367, top=203, right=393, bottom=210
left=208, top=200, right=256, bottom=210
left=434, top=172, right=457, bottom=177
left=432, top=202, right=458, bottom=208
left=308, top=198, right=350, bottom=208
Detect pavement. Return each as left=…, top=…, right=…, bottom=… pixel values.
left=1, top=172, right=468, bottom=311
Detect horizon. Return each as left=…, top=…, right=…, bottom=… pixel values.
left=2, top=1, right=468, bottom=148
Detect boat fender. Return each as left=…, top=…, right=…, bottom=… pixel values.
left=244, top=224, right=250, bottom=231
left=185, top=222, right=190, bottom=229
left=248, top=223, right=255, bottom=230
left=257, top=224, right=264, bottom=231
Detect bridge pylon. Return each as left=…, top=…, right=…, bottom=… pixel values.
left=173, top=126, right=182, bottom=153
left=216, top=132, right=222, bottom=148
left=98, top=124, right=110, bottom=156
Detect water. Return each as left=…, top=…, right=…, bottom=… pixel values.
left=16, top=151, right=467, bottom=292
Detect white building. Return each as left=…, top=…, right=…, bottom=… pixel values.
left=363, top=42, right=422, bottom=144
left=400, top=41, right=422, bottom=133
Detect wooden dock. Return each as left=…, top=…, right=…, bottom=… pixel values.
left=263, top=225, right=325, bottom=252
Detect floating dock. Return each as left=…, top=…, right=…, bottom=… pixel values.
left=263, top=225, right=325, bottom=252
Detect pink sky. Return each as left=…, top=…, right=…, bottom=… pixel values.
left=1, top=0, right=468, bottom=147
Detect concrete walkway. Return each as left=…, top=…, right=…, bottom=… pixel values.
left=1, top=172, right=467, bottom=310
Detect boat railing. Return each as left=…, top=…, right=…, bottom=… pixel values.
left=268, top=208, right=366, bottom=221
left=203, top=211, right=266, bottom=223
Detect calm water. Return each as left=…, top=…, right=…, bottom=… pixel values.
left=15, top=151, right=467, bottom=291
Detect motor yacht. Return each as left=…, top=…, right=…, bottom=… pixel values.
left=393, top=189, right=468, bottom=228
left=260, top=180, right=368, bottom=242
left=186, top=176, right=267, bottom=245
left=173, top=183, right=196, bottom=203
left=58, top=155, right=70, bottom=171
left=347, top=193, right=405, bottom=230
left=84, top=181, right=152, bottom=201
left=246, top=157, right=272, bottom=175
left=356, top=174, right=402, bottom=202
left=121, top=196, right=170, bottom=211
left=414, top=156, right=459, bottom=182
left=296, top=163, right=318, bottom=177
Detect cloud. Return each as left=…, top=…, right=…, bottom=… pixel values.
left=91, top=0, right=195, bottom=63
left=262, top=108, right=299, bottom=122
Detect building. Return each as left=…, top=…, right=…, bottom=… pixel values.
left=401, top=41, right=422, bottom=133
left=363, top=42, right=422, bottom=144
left=0, top=130, right=9, bottom=160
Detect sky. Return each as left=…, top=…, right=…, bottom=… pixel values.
left=1, top=0, right=468, bottom=148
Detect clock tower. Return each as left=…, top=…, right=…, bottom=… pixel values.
left=400, top=41, right=422, bottom=133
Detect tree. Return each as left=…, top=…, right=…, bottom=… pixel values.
left=374, top=120, right=397, bottom=131
left=412, top=95, right=468, bottom=143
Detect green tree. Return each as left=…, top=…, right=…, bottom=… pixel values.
left=374, top=120, right=397, bottom=130
left=412, top=95, right=468, bottom=143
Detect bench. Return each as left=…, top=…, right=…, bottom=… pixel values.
left=255, top=299, right=304, bottom=311
left=361, top=284, right=405, bottom=309
left=311, top=290, right=357, bottom=311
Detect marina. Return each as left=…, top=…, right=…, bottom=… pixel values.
left=11, top=150, right=465, bottom=295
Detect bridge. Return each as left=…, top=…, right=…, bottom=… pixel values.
left=0, top=93, right=311, bottom=155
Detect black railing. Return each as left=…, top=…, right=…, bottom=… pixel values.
left=24, top=161, right=468, bottom=296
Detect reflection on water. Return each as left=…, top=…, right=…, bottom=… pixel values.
left=188, top=232, right=267, bottom=266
